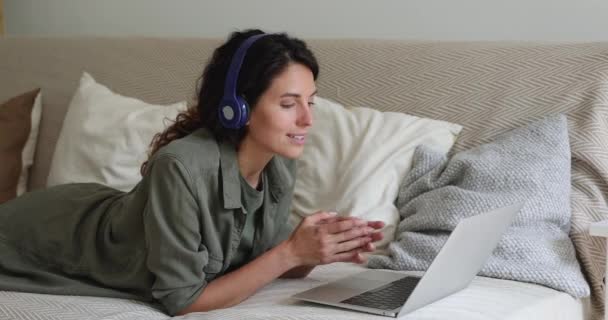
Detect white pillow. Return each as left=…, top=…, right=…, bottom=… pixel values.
left=47, top=72, right=187, bottom=192
left=17, top=91, right=42, bottom=196
left=291, top=97, right=462, bottom=254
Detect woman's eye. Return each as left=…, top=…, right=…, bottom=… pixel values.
left=308, top=102, right=315, bottom=107
left=281, top=104, right=296, bottom=108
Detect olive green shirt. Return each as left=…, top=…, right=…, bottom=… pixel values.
left=230, top=173, right=265, bottom=270
left=0, top=128, right=296, bottom=316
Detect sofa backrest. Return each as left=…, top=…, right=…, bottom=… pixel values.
left=1, top=37, right=608, bottom=317
left=0, top=38, right=606, bottom=187
left=0, top=38, right=606, bottom=189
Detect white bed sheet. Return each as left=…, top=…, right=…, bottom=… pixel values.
left=0, top=263, right=589, bottom=320
left=177, top=263, right=589, bottom=320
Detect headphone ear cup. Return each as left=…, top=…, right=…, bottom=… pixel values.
left=235, top=96, right=250, bottom=127
left=218, top=96, right=249, bottom=129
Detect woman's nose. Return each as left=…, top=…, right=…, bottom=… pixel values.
left=297, top=103, right=313, bottom=127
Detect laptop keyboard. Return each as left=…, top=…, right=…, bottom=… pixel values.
left=340, top=276, right=421, bottom=311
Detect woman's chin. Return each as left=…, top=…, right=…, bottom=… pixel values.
left=278, top=147, right=305, bottom=160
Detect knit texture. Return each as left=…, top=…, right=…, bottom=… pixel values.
left=368, top=114, right=590, bottom=298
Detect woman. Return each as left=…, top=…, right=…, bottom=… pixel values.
left=0, top=29, right=383, bottom=316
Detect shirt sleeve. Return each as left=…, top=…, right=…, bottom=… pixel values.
left=142, top=154, right=209, bottom=316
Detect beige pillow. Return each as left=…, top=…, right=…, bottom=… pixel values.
left=0, top=89, right=41, bottom=203
left=292, top=97, right=462, bottom=254
left=47, top=72, right=187, bottom=192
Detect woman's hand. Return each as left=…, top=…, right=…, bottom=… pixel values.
left=285, top=211, right=384, bottom=266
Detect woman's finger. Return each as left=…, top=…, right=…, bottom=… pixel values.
left=360, top=241, right=376, bottom=252
left=367, top=221, right=385, bottom=229
left=304, top=211, right=338, bottom=225
left=335, top=236, right=372, bottom=254
left=331, top=226, right=373, bottom=243
left=317, top=216, right=353, bottom=225
left=370, top=231, right=383, bottom=242
left=324, top=218, right=367, bottom=234
left=349, top=251, right=367, bottom=264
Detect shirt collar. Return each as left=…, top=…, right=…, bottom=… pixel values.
left=266, top=155, right=294, bottom=203
left=218, top=139, right=295, bottom=210
left=219, top=140, right=242, bottom=210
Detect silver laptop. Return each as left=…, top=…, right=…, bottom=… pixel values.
left=292, top=203, right=523, bottom=317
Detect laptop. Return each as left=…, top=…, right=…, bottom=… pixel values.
left=292, top=203, right=523, bottom=317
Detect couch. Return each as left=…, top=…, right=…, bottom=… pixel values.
left=1, top=37, right=607, bottom=320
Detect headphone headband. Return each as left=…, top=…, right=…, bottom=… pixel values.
left=218, top=33, right=270, bottom=129
left=223, top=33, right=269, bottom=98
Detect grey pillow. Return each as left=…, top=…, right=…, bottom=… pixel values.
left=367, top=114, right=590, bottom=298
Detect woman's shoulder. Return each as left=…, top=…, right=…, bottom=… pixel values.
left=150, top=128, right=220, bottom=175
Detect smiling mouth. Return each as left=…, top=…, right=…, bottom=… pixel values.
left=287, top=134, right=306, bottom=143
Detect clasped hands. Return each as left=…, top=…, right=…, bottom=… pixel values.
left=286, top=211, right=384, bottom=266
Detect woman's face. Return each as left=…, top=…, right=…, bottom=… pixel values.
left=243, top=62, right=316, bottom=160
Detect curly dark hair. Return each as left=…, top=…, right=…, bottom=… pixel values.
left=140, top=29, right=319, bottom=174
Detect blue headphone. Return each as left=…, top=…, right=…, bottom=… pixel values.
left=218, top=33, right=269, bottom=129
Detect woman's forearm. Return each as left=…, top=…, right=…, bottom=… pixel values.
left=279, top=265, right=315, bottom=278
left=176, top=241, right=297, bottom=315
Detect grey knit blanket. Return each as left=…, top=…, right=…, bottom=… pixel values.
left=367, top=114, right=590, bottom=298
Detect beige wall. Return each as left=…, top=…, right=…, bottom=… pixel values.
left=4, top=0, right=608, bottom=41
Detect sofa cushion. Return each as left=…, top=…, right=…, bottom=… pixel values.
left=368, top=114, right=590, bottom=298
left=291, top=97, right=462, bottom=253
left=0, top=89, right=41, bottom=203
left=46, top=72, right=187, bottom=192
